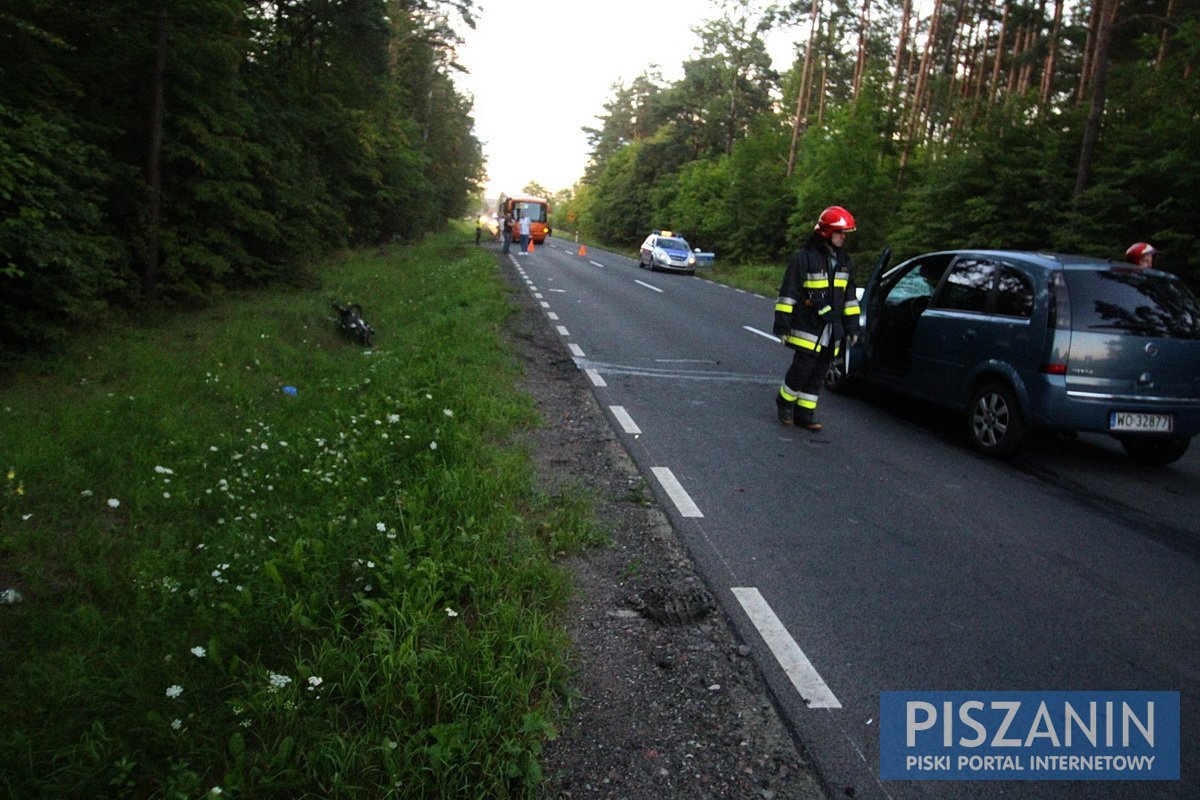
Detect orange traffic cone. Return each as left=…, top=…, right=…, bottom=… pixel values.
left=578, top=244, right=587, bottom=256
left=527, top=239, right=535, bottom=253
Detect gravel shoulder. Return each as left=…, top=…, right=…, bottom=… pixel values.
left=498, top=256, right=828, bottom=800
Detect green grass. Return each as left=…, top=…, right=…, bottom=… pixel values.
left=0, top=229, right=605, bottom=799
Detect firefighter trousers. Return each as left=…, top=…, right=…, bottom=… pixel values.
left=778, top=346, right=835, bottom=424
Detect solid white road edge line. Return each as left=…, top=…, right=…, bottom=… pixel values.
left=730, top=587, right=842, bottom=709
left=608, top=405, right=641, bottom=435
left=635, top=279, right=664, bottom=293
left=650, top=467, right=703, bottom=518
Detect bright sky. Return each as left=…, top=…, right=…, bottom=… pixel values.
left=452, top=0, right=799, bottom=199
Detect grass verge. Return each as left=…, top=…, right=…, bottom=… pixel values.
left=0, top=229, right=604, bottom=798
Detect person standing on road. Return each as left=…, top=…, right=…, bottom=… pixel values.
left=518, top=212, right=532, bottom=254
left=1125, top=241, right=1158, bottom=269
left=501, top=211, right=513, bottom=253
left=772, top=206, right=862, bottom=431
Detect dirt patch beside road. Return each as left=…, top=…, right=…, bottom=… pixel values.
left=498, top=256, right=827, bottom=800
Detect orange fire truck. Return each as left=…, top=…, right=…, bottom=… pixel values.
left=498, top=194, right=551, bottom=244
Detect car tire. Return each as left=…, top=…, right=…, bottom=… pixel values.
left=967, top=382, right=1026, bottom=457
left=1119, top=435, right=1190, bottom=465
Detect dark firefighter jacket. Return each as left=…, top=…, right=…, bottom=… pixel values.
left=772, top=239, right=862, bottom=353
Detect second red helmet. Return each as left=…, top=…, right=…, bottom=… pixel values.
left=816, top=206, right=856, bottom=237
left=1125, top=241, right=1157, bottom=265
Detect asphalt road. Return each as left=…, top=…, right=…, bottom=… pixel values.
left=498, top=238, right=1198, bottom=799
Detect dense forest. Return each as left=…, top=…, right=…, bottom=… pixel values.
left=3, top=1, right=1197, bottom=359
left=0, top=0, right=482, bottom=356
left=554, top=0, right=1198, bottom=290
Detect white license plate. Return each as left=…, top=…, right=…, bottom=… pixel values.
left=1109, top=412, right=1174, bottom=433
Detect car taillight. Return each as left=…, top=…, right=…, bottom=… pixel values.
left=1041, top=271, right=1071, bottom=375
left=1049, top=270, right=1071, bottom=330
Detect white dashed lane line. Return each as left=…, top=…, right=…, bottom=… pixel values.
left=568, top=343, right=585, bottom=358
left=650, top=467, right=703, bottom=518
left=731, top=587, right=842, bottom=709
left=589, top=260, right=604, bottom=268
left=608, top=405, right=641, bottom=435
left=555, top=325, right=570, bottom=337
left=635, top=279, right=664, bottom=293
left=586, top=369, right=607, bottom=387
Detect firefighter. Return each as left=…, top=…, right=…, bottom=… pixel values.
left=773, top=206, right=862, bottom=431
left=1125, top=241, right=1157, bottom=269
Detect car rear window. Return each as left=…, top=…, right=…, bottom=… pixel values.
left=1066, top=269, right=1200, bottom=339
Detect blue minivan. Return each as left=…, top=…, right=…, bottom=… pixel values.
left=826, top=249, right=1200, bottom=464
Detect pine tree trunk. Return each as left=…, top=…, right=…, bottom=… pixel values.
left=989, top=2, right=1009, bottom=105
left=144, top=0, right=168, bottom=297
left=1077, top=0, right=1100, bottom=102
left=787, top=0, right=822, bottom=176
left=889, top=0, right=912, bottom=114
left=1157, top=0, right=1178, bottom=71
left=1074, top=0, right=1116, bottom=202
left=1039, top=0, right=1064, bottom=108
left=900, top=0, right=943, bottom=174
left=853, top=0, right=871, bottom=100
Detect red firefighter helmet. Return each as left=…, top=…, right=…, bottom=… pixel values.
left=815, top=206, right=856, bottom=237
left=1125, top=241, right=1157, bottom=266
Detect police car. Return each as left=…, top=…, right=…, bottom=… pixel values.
left=638, top=230, right=698, bottom=275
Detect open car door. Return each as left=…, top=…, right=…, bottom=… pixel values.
left=826, top=246, right=890, bottom=391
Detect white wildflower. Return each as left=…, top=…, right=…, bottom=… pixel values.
left=106, top=498, right=120, bottom=508
left=190, top=646, right=207, bottom=658
left=267, top=671, right=292, bottom=692
left=444, top=607, right=458, bottom=617
left=165, top=684, right=183, bottom=699
left=443, top=408, right=453, bottom=417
